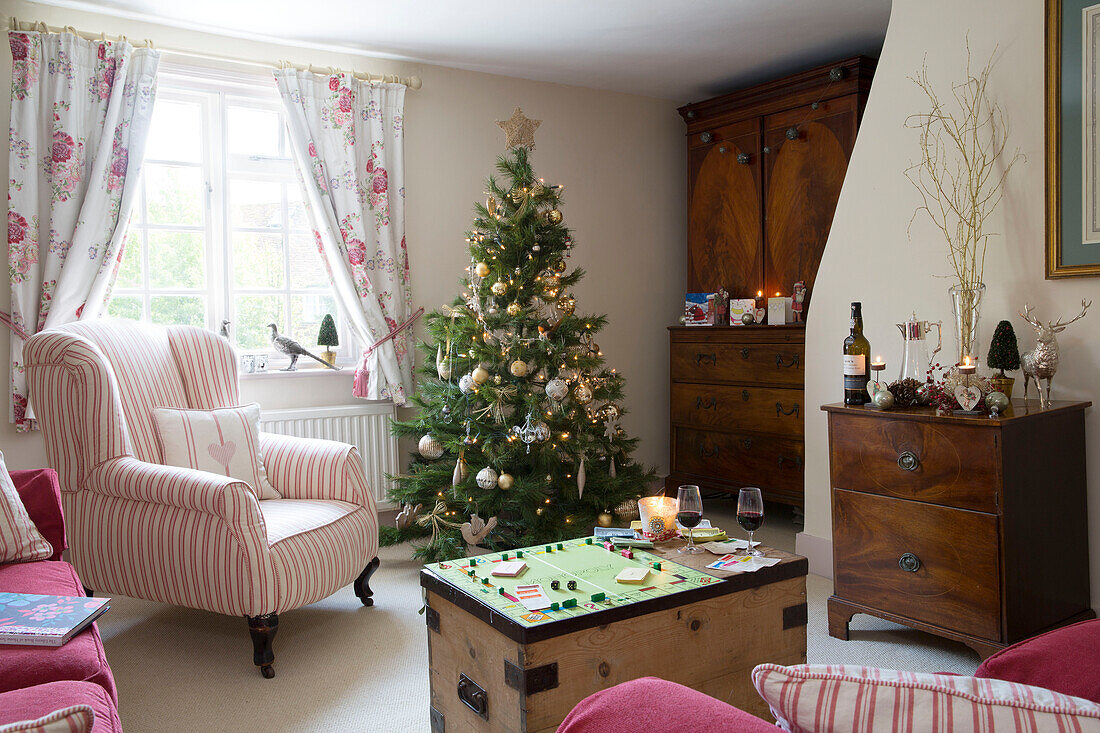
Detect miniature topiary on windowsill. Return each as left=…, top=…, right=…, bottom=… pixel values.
left=317, top=314, right=339, bottom=366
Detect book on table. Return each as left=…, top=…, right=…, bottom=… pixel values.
left=0, top=593, right=110, bottom=647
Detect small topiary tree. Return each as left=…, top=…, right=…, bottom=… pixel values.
left=987, top=320, right=1020, bottom=376
left=317, top=314, right=339, bottom=365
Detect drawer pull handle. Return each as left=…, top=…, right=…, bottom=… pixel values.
left=899, top=553, right=921, bottom=573
left=740, top=347, right=750, bottom=360
left=778, top=454, right=803, bottom=469
left=776, top=402, right=800, bottom=417
left=741, top=438, right=753, bottom=450
left=695, top=396, right=717, bottom=410
left=737, top=152, right=750, bottom=165
left=775, top=354, right=800, bottom=369
left=700, top=444, right=720, bottom=458
left=742, top=389, right=751, bottom=401
left=897, top=451, right=920, bottom=471
left=700, top=131, right=713, bottom=143
left=696, top=353, right=717, bottom=366
left=458, top=674, right=489, bottom=720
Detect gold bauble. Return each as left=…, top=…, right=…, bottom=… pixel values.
left=471, top=366, right=489, bottom=385
left=497, top=473, right=514, bottom=490
left=552, top=259, right=567, bottom=273
left=490, top=280, right=507, bottom=296
left=597, top=512, right=614, bottom=528
left=506, top=302, right=522, bottom=316
left=475, top=262, right=490, bottom=278
left=555, top=294, right=576, bottom=316
left=544, top=209, right=563, bottom=225
left=542, top=274, right=561, bottom=289
left=574, top=383, right=593, bottom=405
left=509, top=360, right=529, bottom=377
left=536, top=507, right=544, bottom=516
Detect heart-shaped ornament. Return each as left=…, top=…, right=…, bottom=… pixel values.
left=953, top=385, right=982, bottom=411
left=754, top=307, right=766, bottom=324
left=207, top=440, right=237, bottom=470
left=867, top=380, right=885, bottom=399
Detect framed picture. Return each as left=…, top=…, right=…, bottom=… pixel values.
left=1047, top=0, right=1100, bottom=277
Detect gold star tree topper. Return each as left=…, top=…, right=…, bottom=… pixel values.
left=496, top=107, right=541, bottom=150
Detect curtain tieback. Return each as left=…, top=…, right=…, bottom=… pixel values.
left=0, top=311, right=30, bottom=341
left=353, top=307, right=424, bottom=398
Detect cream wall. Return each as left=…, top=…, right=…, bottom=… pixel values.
left=0, top=1, right=686, bottom=476
left=804, top=0, right=1100, bottom=606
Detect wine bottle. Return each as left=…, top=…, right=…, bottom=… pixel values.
left=843, top=302, right=871, bottom=405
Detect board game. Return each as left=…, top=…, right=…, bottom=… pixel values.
left=422, top=536, right=722, bottom=628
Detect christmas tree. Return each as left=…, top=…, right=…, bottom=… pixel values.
left=987, top=320, right=1020, bottom=376
left=383, top=133, right=654, bottom=562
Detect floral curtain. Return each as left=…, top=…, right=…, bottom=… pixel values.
left=8, top=31, right=159, bottom=430
left=274, top=70, right=415, bottom=405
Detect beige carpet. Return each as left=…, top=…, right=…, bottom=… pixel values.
left=96, top=501, right=979, bottom=732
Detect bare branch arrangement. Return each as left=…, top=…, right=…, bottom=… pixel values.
left=904, top=43, right=1025, bottom=289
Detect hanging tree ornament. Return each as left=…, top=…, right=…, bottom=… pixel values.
left=485, top=196, right=497, bottom=215
left=476, top=466, right=499, bottom=490
left=615, top=498, right=640, bottom=521
left=555, top=294, right=576, bottom=316
left=573, top=383, right=593, bottom=405
left=545, top=378, right=569, bottom=402
left=418, top=435, right=444, bottom=460
left=459, top=374, right=475, bottom=393
left=491, top=280, right=507, bottom=296
left=475, top=262, right=490, bottom=278
left=506, top=302, right=523, bottom=317
left=552, top=259, right=567, bottom=274
left=577, top=454, right=586, bottom=499
left=543, top=208, right=563, bottom=225
left=509, top=360, right=529, bottom=377
left=497, top=473, right=514, bottom=490
left=533, top=420, right=550, bottom=443
left=598, top=403, right=621, bottom=420
left=460, top=514, right=498, bottom=548
left=452, top=450, right=468, bottom=487
left=512, top=411, right=542, bottom=453
left=471, top=366, right=490, bottom=385
left=597, top=511, right=614, bottom=528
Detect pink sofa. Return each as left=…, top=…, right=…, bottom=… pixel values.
left=0, top=468, right=121, bottom=732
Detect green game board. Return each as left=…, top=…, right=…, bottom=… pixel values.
left=422, top=536, right=723, bottom=627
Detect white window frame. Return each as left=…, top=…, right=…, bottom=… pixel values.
left=111, top=61, right=355, bottom=368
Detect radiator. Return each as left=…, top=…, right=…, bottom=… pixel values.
left=259, top=403, right=400, bottom=510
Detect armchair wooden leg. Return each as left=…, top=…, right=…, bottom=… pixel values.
left=246, top=613, right=279, bottom=678
left=353, top=556, right=381, bottom=607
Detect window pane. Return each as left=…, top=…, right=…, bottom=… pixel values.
left=288, top=233, right=328, bottom=289
left=145, top=164, right=203, bottom=226
left=235, top=295, right=284, bottom=351
left=287, top=185, right=309, bottom=228
left=228, top=106, right=281, bottom=157
left=290, top=294, right=337, bottom=350
left=232, top=233, right=285, bottom=289
left=149, top=231, right=206, bottom=289
left=150, top=295, right=205, bottom=327
left=231, top=179, right=282, bottom=228
left=145, top=100, right=203, bottom=162
left=107, top=295, right=142, bottom=321
left=115, top=230, right=142, bottom=289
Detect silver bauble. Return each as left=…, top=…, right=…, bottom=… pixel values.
left=985, top=391, right=1010, bottom=412
left=872, top=389, right=895, bottom=409
left=546, top=378, right=569, bottom=401
left=741, top=312, right=755, bottom=325
left=418, top=435, right=444, bottom=460
left=476, top=466, right=498, bottom=490
left=573, top=383, right=593, bottom=405
left=459, top=374, right=475, bottom=393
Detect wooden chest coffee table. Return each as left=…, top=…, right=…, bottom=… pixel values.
left=420, top=537, right=807, bottom=732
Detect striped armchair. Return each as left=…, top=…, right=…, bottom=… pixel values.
left=23, top=320, right=379, bottom=678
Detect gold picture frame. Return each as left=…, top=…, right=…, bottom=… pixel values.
left=1047, top=0, right=1100, bottom=277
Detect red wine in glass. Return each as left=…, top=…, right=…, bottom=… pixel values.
left=676, top=485, right=704, bottom=554
left=677, top=511, right=703, bottom=529
left=736, top=511, right=763, bottom=532
left=737, top=487, right=764, bottom=557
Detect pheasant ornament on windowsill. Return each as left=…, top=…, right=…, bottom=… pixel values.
left=267, top=323, right=340, bottom=371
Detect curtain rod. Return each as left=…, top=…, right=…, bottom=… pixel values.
left=9, top=17, right=423, bottom=90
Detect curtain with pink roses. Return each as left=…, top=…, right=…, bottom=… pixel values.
left=7, top=31, right=159, bottom=430
left=274, top=70, right=415, bottom=405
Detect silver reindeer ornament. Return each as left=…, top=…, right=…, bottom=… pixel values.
left=1018, top=299, right=1092, bottom=409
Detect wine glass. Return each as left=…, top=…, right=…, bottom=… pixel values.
left=676, top=485, right=704, bottom=554
left=737, top=487, right=764, bottom=557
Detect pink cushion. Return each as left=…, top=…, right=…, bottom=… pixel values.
left=556, top=677, right=777, bottom=733
left=0, top=561, right=115, bottom=703
left=976, top=618, right=1100, bottom=704
left=0, top=681, right=121, bottom=733
left=10, top=469, right=66, bottom=561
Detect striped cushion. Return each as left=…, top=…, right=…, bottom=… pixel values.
left=152, top=404, right=280, bottom=500
left=0, top=451, right=53, bottom=563
left=259, top=499, right=358, bottom=546
left=0, top=705, right=93, bottom=733
left=753, top=664, right=1100, bottom=732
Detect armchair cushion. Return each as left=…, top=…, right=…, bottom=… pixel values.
left=152, top=403, right=279, bottom=500
left=0, top=452, right=53, bottom=564
left=259, top=499, right=358, bottom=546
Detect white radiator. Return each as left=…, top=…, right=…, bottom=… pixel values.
left=259, top=403, right=400, bottom=510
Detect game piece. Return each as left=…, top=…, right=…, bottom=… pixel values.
left=652, top=562, right=661, bottom=571
left=516, top=550, right=523, bottom=558
left=550, top=580, right=560, bottom=590
left=556, top=542, right=564, bottom=550
left=491, top=560, right=527, bottom=577
left=467, top=569, right=476, bottom=577
left=620, top=549, right=633, bottom=559
left=584, top=537, right=592, bottom=545
left=550, top=602, right=559, bottom=611
left=603, top=542, right=614, bottom=551
left=545, top=545, right=553, bottom=553
left=562, top=598, right=577, bottom=608
left=616, top=567, right=650, bottom=584
left=498, top=587, right=505, bottom=594
left=482, top=577, right=490, bottom=585
left=567, top=580, right=577, bottom=591
left=515, top=584, right=553, bottom=611
left=591, top=592, right=605, bottom=602
left=502, top=552, right=509, bottom=560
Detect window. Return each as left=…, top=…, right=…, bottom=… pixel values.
left=109, top=63, right=351, bottom=363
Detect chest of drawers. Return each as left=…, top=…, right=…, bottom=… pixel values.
left=823, top=400, right=1094, bottom=658
left=668, top=326, right=805, bottom=506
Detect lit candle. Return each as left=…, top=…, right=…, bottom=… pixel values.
left=638, top=496, right=679, bottom=541
left=870, top=357, right=886, bottom=374
left=958, top=356, right=977, bottom=375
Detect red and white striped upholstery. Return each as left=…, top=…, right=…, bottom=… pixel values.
left=23, top=321, right=378, bottom=619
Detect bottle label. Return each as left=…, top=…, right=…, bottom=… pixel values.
left=843, top=354, right=866, bottom=376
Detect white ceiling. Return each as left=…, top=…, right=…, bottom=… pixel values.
left=32, top=0, right=892, bottom=101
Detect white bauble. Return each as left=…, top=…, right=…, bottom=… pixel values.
left=418, top=435, right=444, bottom=460
left=471, top=366, right=490, bottom=385
left=459, top=374, right=475, bottom=393
left=546, top=378, right=569, bottom=401
left=476, top=466, right=498, bottom=490
left=509, top=360, right=529, bottom=377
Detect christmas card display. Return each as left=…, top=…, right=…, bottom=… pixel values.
left=0, top=593, right=110, bottom=646
left=729, top=298, right=757, bottom=325
left=383, top=129, right=654, bottom=563
left=684, top=293, right=717, bottom=326
left=768, top=297, right=793, bottom=325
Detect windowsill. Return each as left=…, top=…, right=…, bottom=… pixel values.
left=239, top=366, right=356, bottom=380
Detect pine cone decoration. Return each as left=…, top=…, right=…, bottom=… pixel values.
left=887, top=378, right=924, bottom=407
